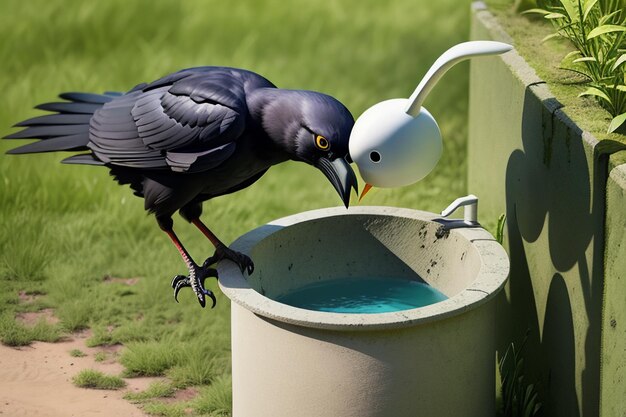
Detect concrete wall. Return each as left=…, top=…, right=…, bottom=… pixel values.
left=600, top=155, right=626, bottom=417
left=469, top=3, right=625, bottom=416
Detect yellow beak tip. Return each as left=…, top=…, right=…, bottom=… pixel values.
left=359, top=183, right=374, bottom=202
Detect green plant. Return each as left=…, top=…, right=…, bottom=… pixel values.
left=498, top=336, right=542, bottom=417
left=142, top=402, right=187, bottom=417
left=124, top=381, right=176, bottom=402
left=69, top=349, right=87, bottom=358
left=192, top=374, right=233, bottom=417
left=496, top=213, right=507, bottom=244
left=86, top=325, right=116, bottom=347
left=0, top=314, right=61, bottom=346
left=167, top=344, right=226, bottom=388
left=72, top=369, right=127, bottom=390
left=525, top=0, right=626, bottom=132
left=94, top=351, right=107, bottom=362
left=120, top=339, right=180, bottom=377
left=0, top=314, right=32, bottom=346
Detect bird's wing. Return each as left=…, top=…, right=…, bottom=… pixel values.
left=89, top=67, right=273, bottom=172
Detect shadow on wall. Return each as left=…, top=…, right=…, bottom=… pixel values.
left=500, top=87, right=607, bottom=417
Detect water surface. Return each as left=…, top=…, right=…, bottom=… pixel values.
left=275, top=277, right=448, bottom=314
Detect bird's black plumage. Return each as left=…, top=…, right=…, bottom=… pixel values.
left=6, top=66, right=358, bottom=307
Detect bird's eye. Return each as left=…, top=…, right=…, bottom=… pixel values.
left=315, top=135, right=330, bottom=151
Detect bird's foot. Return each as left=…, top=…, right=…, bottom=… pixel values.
left=171, top=263, right=218, bottom=308
left=202, top=244, right=254, bottom=275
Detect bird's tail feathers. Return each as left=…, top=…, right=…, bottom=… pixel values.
left=4, top=92, right=119, bottom=156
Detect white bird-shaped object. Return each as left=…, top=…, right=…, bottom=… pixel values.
left=349, top=41, right=513, bottom=197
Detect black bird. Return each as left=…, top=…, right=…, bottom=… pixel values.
left=5, top=67, right=358, bottom=308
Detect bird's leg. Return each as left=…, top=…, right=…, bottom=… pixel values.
left=190, top=218, right=254, bottom=275
left=164, top=228, right=217, bottom=308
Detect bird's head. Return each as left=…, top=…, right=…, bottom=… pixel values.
left=253, top=89, right=358, bottom=207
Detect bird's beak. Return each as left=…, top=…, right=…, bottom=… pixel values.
left=359, top=183, right=374, bottom=202
left=315, top=157, right=359, bottom=208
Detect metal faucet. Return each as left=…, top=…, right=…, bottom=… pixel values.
left=440, top=194, right=479, bottom=227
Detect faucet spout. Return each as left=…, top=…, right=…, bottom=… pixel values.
left=405, top=41, right=513, bottom=116
left=441, top=194, right=479, bottom=225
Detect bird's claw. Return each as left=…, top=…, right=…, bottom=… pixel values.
left=171, top=265, right=218, bottom=308
left=203, top=245, right=254, bottom=275
left=172, top=246, right=251, bottom=308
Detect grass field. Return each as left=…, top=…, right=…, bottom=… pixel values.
left=0, top=1, right=471, bottom=415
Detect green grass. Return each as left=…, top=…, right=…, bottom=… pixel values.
left=0, top=0, right=471, bottom=413
left=133, top=376, right=232, bottom=416
left=486, top=1, right=626, bottom=145
left=523, top=0, right=626, bottom=133
left=142, top=402, right=187, bottom=417
left=121, top=339, right=181, bottom=377
left=0, top=314, right=62, bottom=346
left=166, top=343, right=230, bottom=388
left=192, top=375, right=233, bottom=417
left=72, top=369, right=127, bottom=390
left=69, top=349, right=87, bottom=358
left=0, top=314, right=33, bottom=346
left=124, top=381, right=177, bottom=403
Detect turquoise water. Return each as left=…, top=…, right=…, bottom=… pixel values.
left=275, top=277, right=448, bottom=314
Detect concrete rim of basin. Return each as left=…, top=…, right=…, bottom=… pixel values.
left=217, top=206, right=510, bottom=331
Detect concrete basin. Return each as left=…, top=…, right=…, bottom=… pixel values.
left=218, top=206, right=509, bottom=417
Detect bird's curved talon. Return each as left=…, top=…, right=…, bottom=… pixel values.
left=172, top=275, right=189, bottom=303
left=234, top=253, right=254, bottom=275
left=202, top=255, right=218, bottom=271
left=197, top=267, right=218, bottom=308
left=203, top=245, right=254, bottom=275
left=170, top=265, right=218, bottom=308
left=206, top=290, right=217, bottom=309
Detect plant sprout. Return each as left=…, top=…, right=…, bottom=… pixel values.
left=525, top=0, right=626, bottom=132
left=498, top=335, right=542, bottom=417
left=496, top=214, right=507, bottom=245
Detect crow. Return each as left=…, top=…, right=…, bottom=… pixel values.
left=5, top=66, right=358, bottom=308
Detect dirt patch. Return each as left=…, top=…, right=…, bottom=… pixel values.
left=93, top=343, right=124, bottom=364
left=161, top=387, right=199, bottom=404
left=16, top=308, right=60, bottom=326
left=17, top=291, right=44, bottom=304
left=103, top=275, right=142, bottom=286
left=100, top=343, right=123, bottom=354
left=435, top=225, right=450, bottom=239
left=0, top=332, right=161, bottom=417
